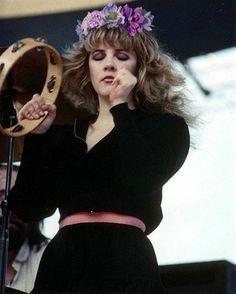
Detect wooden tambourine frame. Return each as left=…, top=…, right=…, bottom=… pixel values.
left=0, top=38, right=62, bottom=137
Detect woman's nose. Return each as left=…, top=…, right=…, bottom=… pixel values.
left=104, top=57, right=116, bottom=71
left=104, top=64, right=115, bottom=71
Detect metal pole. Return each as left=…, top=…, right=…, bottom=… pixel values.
left=0, top=117, right=15, bottom=294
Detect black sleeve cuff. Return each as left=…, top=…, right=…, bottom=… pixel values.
left=110, top=102, right=129, bottom=115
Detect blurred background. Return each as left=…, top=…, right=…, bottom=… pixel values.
left=1, top=0, right=236, bottom=292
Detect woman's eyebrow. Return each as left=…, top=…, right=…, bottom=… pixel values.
left=91, top=49, right=104, bottom=53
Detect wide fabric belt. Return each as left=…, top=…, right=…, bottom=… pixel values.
left=59, top=212, right=146, bottom=232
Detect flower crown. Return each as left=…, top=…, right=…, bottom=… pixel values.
left=75, top=2, right=154, bottom=39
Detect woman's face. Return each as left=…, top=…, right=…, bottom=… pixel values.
left=88, top=44, right=137, bottom=99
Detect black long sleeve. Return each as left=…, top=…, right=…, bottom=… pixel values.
left=110, top=103, right=190, bottom=194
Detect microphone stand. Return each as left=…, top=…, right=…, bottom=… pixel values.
left=183, top=61, right=211, bottom=96
left=0, top=117, right=15, bottom=294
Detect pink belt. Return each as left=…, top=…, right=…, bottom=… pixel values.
left=59, top=212, right=146, bottom=232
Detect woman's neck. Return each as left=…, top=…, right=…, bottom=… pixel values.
left=92, top=94, right=135, bottom=127
left=98, top=94, right=135, bottom=113
left=95, top=97, right=113, bottom=126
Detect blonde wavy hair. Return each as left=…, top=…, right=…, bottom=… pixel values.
left=62, top=27, right=195, bottom=125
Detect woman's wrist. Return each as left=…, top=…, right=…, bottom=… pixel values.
left=110, top=102, right=129, bottom=118
left=110, top=98, right=127, bottom=108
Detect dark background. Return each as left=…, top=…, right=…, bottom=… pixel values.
left=0, top=0, right=235, bottom=61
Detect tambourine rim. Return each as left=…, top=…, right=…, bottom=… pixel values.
left=0, top=37, right=63, bottom=137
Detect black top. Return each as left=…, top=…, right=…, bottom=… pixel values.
left=9, top=103, right=190, bottom=235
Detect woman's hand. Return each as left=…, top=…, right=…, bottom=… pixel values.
left=109, top=68, right=137, bottom=106
left=17, top=94, right=56, bottom=134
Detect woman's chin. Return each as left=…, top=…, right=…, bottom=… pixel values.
left=98, top=91, right=112, bottom=100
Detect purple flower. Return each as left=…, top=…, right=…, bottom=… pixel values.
left=78, top=10, right=104, bottom=38
left=75, top=20, right=84, bottom=39
left=121, top=5, right=140, bottom=36
left=141, top=10, right=154, bottom=31
left=121, top=5, right=153, bottom=36
left=102, top=3, right=125, bottom=28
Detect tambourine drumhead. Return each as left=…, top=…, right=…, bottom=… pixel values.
left=0, top=38, right=63, bottom=137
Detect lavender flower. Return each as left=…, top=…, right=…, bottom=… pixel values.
left=102, top=3, right=125, bottom=28
left=141, top=10, right=154, bottom=31
left=76, top=10, right=104, bottom=38
left=75, top=20, right=84, bottom=40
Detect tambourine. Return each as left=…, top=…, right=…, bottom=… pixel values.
left=0, top=37, right=63, bottom=137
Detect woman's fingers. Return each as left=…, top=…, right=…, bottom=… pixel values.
left=32, top=104, right=56, bottom=134
left=109, top=68, right=137, bottom=102
left=18, top=94, right=47, bottom=121
left=17, top=94, right=56, bottom=134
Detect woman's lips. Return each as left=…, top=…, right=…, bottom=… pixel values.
left=102, top=76, right=114, bottom=83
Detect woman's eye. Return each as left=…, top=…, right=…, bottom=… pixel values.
left=92, top=53, right=104, bottom=60
left=116, top=53, right=129, bottom=60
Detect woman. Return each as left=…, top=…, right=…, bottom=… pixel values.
left=9, top=3, right=194, bottom=293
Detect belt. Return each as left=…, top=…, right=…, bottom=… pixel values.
left=59, top=212, right=146, bottom=232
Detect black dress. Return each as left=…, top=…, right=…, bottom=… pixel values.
left=9, top=103, right=190, bottom=293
